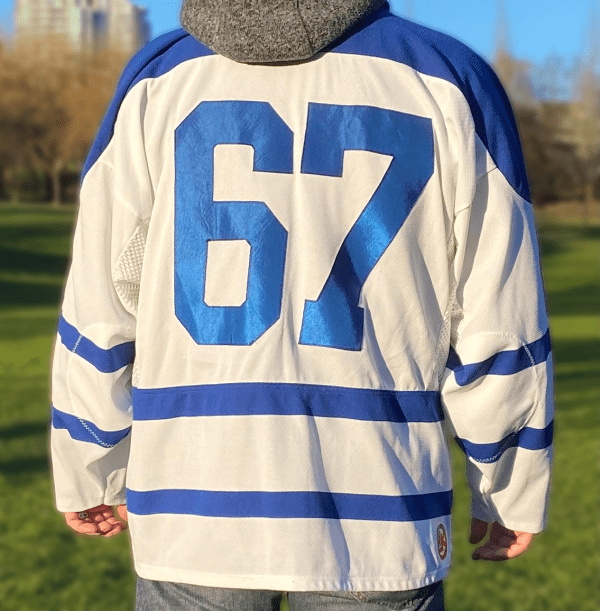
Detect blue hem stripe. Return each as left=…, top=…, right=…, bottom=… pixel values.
left=52, top=407, right=131, bottom=448
left=126, top=488, right=452, bottom=522
left=58, top=316, right=135, bottom=373
left=447, top=329, right=551, bottom=387
left=132, top=383, right=443, bottom=423
left=455, top=420, right=553, bottom=463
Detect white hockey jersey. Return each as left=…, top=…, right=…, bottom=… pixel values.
left=51, top=4, right=553, bottom=592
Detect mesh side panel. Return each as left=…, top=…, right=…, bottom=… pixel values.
left=113, top=220, right=148, bottom=316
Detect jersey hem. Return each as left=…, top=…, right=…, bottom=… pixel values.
left=133, top=562, right=449, bottom=592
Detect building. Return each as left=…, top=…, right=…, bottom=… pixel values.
left=14, top=0, right=150, bottom=55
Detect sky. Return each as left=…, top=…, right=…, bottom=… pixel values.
left=1, top=0, right=597, bottom=66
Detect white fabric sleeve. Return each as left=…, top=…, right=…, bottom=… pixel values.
left=440, top=166, right=553, bottom=534
left=50, top=90, right=150, bottom=512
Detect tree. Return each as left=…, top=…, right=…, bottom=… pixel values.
left=0, top=39, right=126, bottom=205
left=0, top=49, right=39, bottom=204
left=513, top=103, right=573, bottom=206
left=557, top=11, right=600, bottom=219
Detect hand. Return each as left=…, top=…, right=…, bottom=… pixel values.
left=64, top=504, right=128, bottom=537
left=469, top=518, right=534, bottom=561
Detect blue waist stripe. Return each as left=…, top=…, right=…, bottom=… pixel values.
left=132, top=383, right=443, bottom=423
left=59, top=316, right=135, bottom=373
left=126, top=488, right=453, bottom=522
left=456, top=420, right=554, bottom=463
left=446, top=329, right=551, bottom=387
left=52, top=407, right=131, bottom=448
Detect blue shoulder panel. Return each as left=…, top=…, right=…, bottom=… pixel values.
left=330, top=5, right=530, bottom=202
left=82, top=29, right=214, bottom=181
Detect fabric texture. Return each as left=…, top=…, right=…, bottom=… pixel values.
left=51, top=3, right=553, bottom=593
left=180, top=0, right=386, bottom=63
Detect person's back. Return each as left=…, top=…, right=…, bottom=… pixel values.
left=51, top=2, right=553, bottom=608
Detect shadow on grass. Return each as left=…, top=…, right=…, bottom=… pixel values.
left=551, top=336, right=599, bottom=432
left=0, top=246, right=70, bottom=277
left=538, top=222, right=600, bottom=258
left=0, top=211, right=72, bottom=311
left=0, top=421, right=49, bottom=440
left=0, top=420, right=50, bottom=479
left=546, top=283, right=600, bottom=317
left=552, top=337, right=600, bottom=383
left=0, top=279, right=64, bottom=308
left=0, top=455, right=49, bottom=477
left=0, top=220, right=75, bottom=242
left=0, top=240, right=68, bottom=309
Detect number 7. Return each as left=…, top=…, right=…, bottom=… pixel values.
left=299, top=103, right=434, bottom=350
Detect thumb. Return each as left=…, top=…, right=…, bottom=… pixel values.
left=117, top=504, right=128, bottom=522
left=469, top=518, right=489, bottom=544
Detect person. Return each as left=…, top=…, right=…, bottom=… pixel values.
left=51, top=1, right=553, bottom=609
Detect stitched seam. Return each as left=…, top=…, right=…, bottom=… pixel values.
left=72, top=335, right=83, bottom=354
left=522, top=343, right=537, bottom=369
left=78, top=418, right=116, bottom=449
left=471, top=434, right=517, bottom=464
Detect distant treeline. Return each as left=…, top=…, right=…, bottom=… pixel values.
left=0, top=41, right=598, bottom=210
left=496, top=50, right=600, bottom=215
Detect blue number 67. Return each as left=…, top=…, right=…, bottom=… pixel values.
left=175, top=101, right=433, bottom=350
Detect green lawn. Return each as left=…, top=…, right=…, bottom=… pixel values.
left=0, top=204, right=597, bottom=611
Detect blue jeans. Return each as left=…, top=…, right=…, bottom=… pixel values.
left=135, top=577, right=444, bottom=611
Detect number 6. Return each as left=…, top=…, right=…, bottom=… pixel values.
left=175, top=101, right=292, bottom=345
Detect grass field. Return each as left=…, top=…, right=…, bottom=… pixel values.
left=0, top=203, right=597, bottom=611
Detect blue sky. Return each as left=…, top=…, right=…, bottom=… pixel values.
left=1, top=0, right=597, bottom=65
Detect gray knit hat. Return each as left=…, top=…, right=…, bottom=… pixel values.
left=180, top=0, right=386, bottom=63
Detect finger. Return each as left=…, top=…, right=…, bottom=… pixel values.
left=106, top=513, right=128, bottom=529
left=492, top=536, right=518, bottom=549
left=100, top=513, right=128, bottom=534
left=489, top=522, right=515, bottom=540
left=117, top=505, right=128, bottom=522
left=473, top=544, right=508, bottom=561
left=93, top=507, right=115, bottom=520
left=489, top=524, right=533, bottom=550
left=65, top=511, right=95, bottom=529
left=489, top=530, right=518, bottom=548
left=469, top=518, right=489, bottom=544
left=65, top=517, right=102, bottom=536
left=64, top=505, right=128, bottom=537
left=102, top=522, right=126, bottom=538
left=65, top=506, right=112, bottom=536
left=97, top=519, right=115, bottom=533
left=505, top=532, right=534, bottom=558
left=473, top=532, right=534, bottom=561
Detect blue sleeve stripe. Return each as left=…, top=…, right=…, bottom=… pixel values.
left=52, top=407, right=131, bottom=448
left=82, top=30, right=213, bottom=181
left=58, top=316, right=135, bottom=373
left=446, top=329, right=551, bottom=387
left=126, top=488, right=452, bottom=522
left=331, top=6, right=530, bottom=201
left=455, top=420, right=553, bottom=463
left=132, top=383, right=443, bottom=424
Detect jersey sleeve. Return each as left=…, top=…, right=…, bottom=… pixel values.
left=50, top=79, right=151, bottom=513
left=440, top=161, right=553, bottom=534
